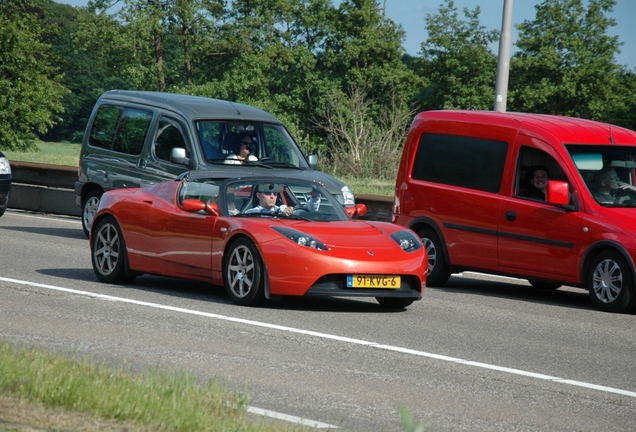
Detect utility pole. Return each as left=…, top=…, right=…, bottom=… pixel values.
left=494, top=0, right=514, bottom=112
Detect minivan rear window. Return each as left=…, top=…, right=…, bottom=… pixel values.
left=411, top=133, right=508, bottom=193
left=89, top=105, right=152, bottom=155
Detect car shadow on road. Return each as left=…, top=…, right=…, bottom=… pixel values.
left=1, top=225, right=85, bottom=240
left=38, top=268, right=96, bottom=282
left=34, top=270, right=416, bottom=313
left=430, top=274, right=595, bottom=311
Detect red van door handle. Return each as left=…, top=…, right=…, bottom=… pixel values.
left=505, top=210, right=516, bottom=221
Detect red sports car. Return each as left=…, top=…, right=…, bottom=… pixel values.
left=90, top=172, right=426, bottom=308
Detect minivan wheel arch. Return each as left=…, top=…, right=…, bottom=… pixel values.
left=580, top=241, right=636, bottom=284
left=409, top=218, right=452, bottom=287
left=582, top=242, right=636, bottom=313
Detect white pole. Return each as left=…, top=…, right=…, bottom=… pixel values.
left=494, top=0, right=514, bottom=112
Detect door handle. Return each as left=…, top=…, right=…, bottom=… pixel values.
left=505, top=210, right=516, bottom=222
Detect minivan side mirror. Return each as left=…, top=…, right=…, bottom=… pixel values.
left=170, top=147, right=190, bottom=166
left=307, top=154, right=318, bottom=169
left=546, top=180, right=570, bottom=205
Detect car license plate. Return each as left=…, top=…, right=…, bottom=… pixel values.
left=347, top=275, right=400, bottom=289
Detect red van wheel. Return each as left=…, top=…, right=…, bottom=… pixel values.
left=587, top=251, right=636, bottom=313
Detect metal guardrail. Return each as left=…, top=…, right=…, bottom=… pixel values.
left=7, top=162, right=393, bottom=221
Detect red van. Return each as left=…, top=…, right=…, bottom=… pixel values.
left=393, top=110, right=636, bottom=313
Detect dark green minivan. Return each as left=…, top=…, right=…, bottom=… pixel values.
left=75, top=90, right=355, bottom=236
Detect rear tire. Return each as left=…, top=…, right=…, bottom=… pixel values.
left=419, top=228, right=451, bottom=287
left=223, top=238, right=265, bottom=306
left=82, top=189, right=103, bottom=238
left=91, top=216, right=135, bottom=284
left=587, top=250, right=636, bottom=313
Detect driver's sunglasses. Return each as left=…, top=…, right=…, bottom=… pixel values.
left=261, top=192, right=277, bottom=196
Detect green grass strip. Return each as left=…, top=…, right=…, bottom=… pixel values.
left=0, top=340, right=295, bottom=431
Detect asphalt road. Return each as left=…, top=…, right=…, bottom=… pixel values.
left=1, top=209, right=634, bottom=431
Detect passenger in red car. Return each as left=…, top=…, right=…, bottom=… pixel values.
left=244, top=184, right=294, bottom=216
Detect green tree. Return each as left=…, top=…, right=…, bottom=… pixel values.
left=0, top=0, right=68, bottom=150
left=509, top=0, right=625, bottom=121
left=320, top=0, right=420, bottom=112
left=313, top=0, right=421, bottom=171
left=185, top=0, right=336, bottom=154
left=414, top=0, right=499, bottom=111
left=35, top=0, right=107, bottom=142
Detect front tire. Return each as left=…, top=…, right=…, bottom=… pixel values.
left=587, top=251, right=636, bottom=313
left=91, top=216, right=135, bottom=284
left=223, top=238, right=265, bottom=306
left=419, top=228, right=451, bottom=287
left=82, top=189, right=103, bottom=238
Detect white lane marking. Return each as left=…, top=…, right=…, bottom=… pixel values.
left=3, top=276, right=636, bottom=404
left=247, top=406, right=337, bottom=429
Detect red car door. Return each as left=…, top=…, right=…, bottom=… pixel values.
left=146, top=196, right=216, bottom=279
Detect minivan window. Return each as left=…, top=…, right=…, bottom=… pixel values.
left=567, top=144, right=636, bottom=206
left=89, top=105, right=121, bottom=149
left=412, top=133, right=508, bottom=193
left=195, top=121, right=306, bottom=168
left=515, top=146, right=566, bottom=201
left=112, top=108, right=153, bottom=155
left=263, top=124, right=301, bottom=166
left=154, top=117, right=188, bottom=162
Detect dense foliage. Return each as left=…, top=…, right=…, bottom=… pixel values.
left=1, top=0, right=635, bottom=179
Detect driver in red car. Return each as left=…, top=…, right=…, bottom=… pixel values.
left=244, top=183, right=294, bottom=216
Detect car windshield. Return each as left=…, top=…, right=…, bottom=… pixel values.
left=567, top=144, right=636, bottom=207
left=224, top=179, right=349, bottom=221
left=195, top=120, right=308, bottom=169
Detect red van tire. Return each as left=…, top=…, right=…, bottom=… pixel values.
left=587, top=251, right=636, bottom=313
left=419, top=228, right=451, bottom=287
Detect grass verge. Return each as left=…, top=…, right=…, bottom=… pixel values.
left=0, top=340, right=301, bottom=431
left=4, top=141, right=81, bottom=167
left=341, top=176, right=394, bottom=197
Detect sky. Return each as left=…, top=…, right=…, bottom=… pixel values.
left=384, top=0, right=636, bottom=69
left=56, top=0, right=636, bottom=69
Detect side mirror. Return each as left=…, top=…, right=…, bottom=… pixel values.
left=170, top=147, right=190, bottom=166
left=345, top=204, right=367, bottom=218
left=181, top=199, right=220, bottom=216
left=546, top=180, right=570, bottom=205
left=181, top=199, right=206, bottom=212
left=307, top=154, right=318, bottom=170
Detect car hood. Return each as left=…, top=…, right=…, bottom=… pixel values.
left=275, top=219, right=404, bottom=247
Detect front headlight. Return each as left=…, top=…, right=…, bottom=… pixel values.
left=271, top=226, right=328, bottom=250
left=390, top=230, right=422, bottom=253
left=0, top=157, right=11, bottom=175
left=341, top=185, right=355, bottom=206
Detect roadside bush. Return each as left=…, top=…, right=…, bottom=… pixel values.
left=314, top=86, right=413, bottom=181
